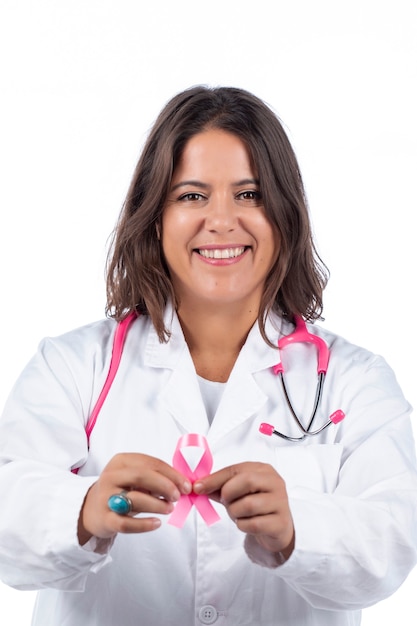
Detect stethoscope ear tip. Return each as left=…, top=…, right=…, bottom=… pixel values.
left=259, top=422, right=275, bottom=436
left=330, top=410, right=345, bottom=424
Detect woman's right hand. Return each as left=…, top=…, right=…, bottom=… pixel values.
left=77, top=453, right=192, bottom=545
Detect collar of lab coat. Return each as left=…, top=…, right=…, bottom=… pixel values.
left=142, top=303, right=291, bottom=441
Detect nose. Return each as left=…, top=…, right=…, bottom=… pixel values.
left=205, top=195, right=237, bottom=233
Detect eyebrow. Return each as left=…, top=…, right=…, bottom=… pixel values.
left=170, top=178, right=260, bottom=191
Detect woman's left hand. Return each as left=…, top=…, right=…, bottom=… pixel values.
left=193, top=462, right=294, bottom=560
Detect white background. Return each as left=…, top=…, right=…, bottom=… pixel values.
left=0, top=1, right=416, bottom=623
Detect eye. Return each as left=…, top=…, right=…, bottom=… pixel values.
left=178, top=192, right=206, bottom=202
left=236, top=190, right=262, bottom=203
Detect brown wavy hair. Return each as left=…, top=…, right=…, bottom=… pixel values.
left=106, top=85, right=329, bottom=343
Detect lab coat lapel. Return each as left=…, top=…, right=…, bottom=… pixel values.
left=207, top=316, right=286, bottom=445
left=207, top=368, right=267, bottom=445
left=144, top=307, right=209, bottom=434
left=159, top=352, right=210, bottom=435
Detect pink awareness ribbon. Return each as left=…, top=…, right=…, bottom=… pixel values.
left=168, top=434, right=221, bottom=528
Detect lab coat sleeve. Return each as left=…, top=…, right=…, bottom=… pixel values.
left=0, top=334, right=114, bottom=591
left=245, top=351, right=417, bottom=610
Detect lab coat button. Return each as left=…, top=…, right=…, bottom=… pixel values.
left=198, top=604, right=218, bottom=624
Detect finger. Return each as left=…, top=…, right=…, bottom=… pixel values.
left=110, top=514, right=163, bottom=535
left=130, top=471, right=182, bottom=503
left=144, top=461, right=193, bottom=495
left=108, top=465, right=191, bottom=503
left=193, top=465, right=241, bottom=495
left=127, top=491, right=175, bottom=516
left=226, top=492, right=278, bottom=521
left=107, top=453, right=192, bottom=495
left=235, top=512, right=280, bottom=536
left=236, top=513, right=295, bottom=556
left=194, top=463, right=280, bottom=505
left=220, top=468, right=284, bottom=505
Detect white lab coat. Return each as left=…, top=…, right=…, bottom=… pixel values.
left=0, top=307, right=416, bottom=626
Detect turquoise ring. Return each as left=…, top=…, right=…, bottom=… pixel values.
left=107, top=491, right=133, bottom=515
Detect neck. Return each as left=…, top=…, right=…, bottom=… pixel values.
left=177, top=302, right=259, bottom=382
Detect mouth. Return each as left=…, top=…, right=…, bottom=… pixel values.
left=196, top=246, right=248, bottom=259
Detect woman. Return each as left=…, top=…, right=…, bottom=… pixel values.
left=0, top=86, right=416, bottom=625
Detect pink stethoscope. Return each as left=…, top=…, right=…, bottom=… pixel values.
left=260, top=316, right=345, bottom=442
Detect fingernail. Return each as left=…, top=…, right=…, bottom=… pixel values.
left=193, top=482, right=203, bottom=493
left=183, top=481, right=192, bottom=494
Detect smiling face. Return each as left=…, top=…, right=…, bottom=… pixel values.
left=161, top=129, right=280, bottom=314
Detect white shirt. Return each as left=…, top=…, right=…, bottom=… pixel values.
left=197, top=376, right=226, bottom=424
left=0, top=308, right=416, bottom=626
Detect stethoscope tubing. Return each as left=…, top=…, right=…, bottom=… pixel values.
left=277, top=372, right=330, bottom=441
left=259, top=316, right=345, bottom=442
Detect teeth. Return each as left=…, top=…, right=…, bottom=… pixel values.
left=199, top=247, right=246, bottom=259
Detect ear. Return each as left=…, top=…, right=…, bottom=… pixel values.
left=156, top=223, right=161, bottom=240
